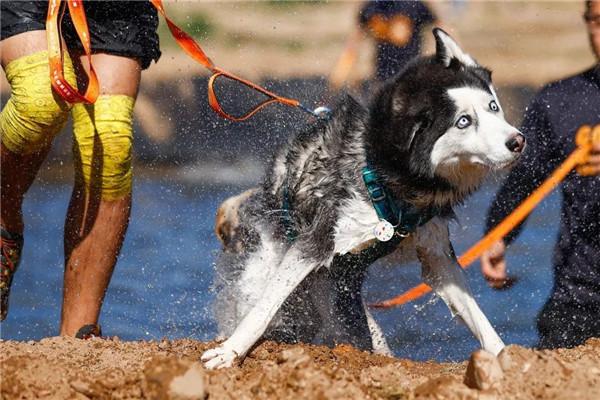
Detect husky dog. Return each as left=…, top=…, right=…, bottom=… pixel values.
left=202, top=29, right=525, bottom=369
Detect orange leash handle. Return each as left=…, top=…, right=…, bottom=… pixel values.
left=46, top=0, right=99, bottom=104
left=576, top=124, right=600, bottom=176
left=150, top=0, right=303, bottom=122
left=207, top=70, right=300, bottom=122
left=370, top=125, right=597, bottom=309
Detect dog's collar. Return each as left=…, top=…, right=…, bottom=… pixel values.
left=280, top=166, right=442, bottom=245
left=362, top=165, right=439, bottom=241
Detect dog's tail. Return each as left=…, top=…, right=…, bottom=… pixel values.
left=214, top=188, right=259, bottom=253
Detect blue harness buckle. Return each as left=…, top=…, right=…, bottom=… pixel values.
left=368, top=187, right=386, bottom=202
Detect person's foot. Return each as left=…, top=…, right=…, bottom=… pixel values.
left=75, top=324, right=102, bottom=339
left=1, top=228, right=23, bottom=321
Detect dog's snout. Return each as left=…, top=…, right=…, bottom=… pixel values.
left=505, top=133, right=526, bottom=153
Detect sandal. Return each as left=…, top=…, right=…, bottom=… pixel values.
left=1, top=228, right=23, bottom=321
left=75, top=324, right=103, bottom=339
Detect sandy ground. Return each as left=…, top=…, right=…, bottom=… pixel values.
left=1, top=337, right=600, bottom=399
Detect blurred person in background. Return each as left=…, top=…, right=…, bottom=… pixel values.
left=480, top=0, right=600, bottom=349
left=0, top=1, right=160, bottom=337
left=359, top=0, right=438, bottom=81
left=329, top=0, right=438, bottom=90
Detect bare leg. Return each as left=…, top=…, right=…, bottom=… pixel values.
left=0, top=31, right=55, bottom=234
left=60, top=53, right=140, bottom=336
left=0, top=30, right=48, bottom=68
left=1, top=144, right=52, bottom=234
left=1, top=31, right=76, bottom=320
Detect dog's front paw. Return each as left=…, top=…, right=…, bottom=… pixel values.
left=201, top=345, right=240, bottom=369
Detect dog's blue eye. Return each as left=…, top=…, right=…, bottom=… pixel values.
left=489, top=100, right=499, bottom=112
left=456, top=115, right=471, bottom=129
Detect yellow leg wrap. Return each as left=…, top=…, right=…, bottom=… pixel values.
left=71, top=95, right=135, bottom=200
left=0, top=51, right=76, bottom=154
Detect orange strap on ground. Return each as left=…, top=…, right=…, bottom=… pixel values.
left=371, top=125, right=600, bottom=309
left=46, top=0, right=99, bottom=104
left=150, top=0, right=302, bottom=122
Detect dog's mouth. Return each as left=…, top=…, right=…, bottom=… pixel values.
left=471, top=153, right=522, bottom=171
left=495, top=154, right=522, bottom=171
left=435, top=153, right=522, bottom=184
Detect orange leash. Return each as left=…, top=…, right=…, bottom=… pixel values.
left=47, top=0, right=326, bottom=120
left=150, top=0, right=323, bottom=121
left=371, top=125, right=600, bottom=309
left=46, top=0, right=99, bottom=104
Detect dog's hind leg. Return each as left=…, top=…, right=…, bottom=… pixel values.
left=416, top=218, right=505, bottom=355
left=329, top=265, right=374, bottom=351
left=364, top=300, right=392, bottom=355
left=202, top=245, right=320, bottom=369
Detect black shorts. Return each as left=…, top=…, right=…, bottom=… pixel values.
left=0, top=1, right=161, bottom=69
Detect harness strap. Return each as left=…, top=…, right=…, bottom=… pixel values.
left=362, top=167, right=399, bottom=227
left=362, top=166, right=437, bottom=237
left=280, top=165, right=441, bottom=266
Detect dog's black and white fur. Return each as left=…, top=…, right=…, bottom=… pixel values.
left=203, top=29, right=525, bottom=369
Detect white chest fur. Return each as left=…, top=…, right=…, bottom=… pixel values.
left=332, top=197, right=451, bottom=266
left=333, top=196, right=380, bottom=255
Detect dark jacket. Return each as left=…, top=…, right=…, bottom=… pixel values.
left=486, top=66, right=600, bottom=348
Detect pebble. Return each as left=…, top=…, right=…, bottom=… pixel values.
left=169, top=362, right=207, bottom=400
left=464, top=350, right=504, bottom=391
left=70, top=379, right=95, bottom=397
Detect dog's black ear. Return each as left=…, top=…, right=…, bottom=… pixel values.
left=433, top=28, right=477, bottom=68
left=473, top=67, right=492, bottom=84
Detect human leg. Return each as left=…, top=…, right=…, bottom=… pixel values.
left=1, top=31, right=75, bottom=232
left=60, top=53, right=140, bottom=336
left=1, top=30, right=75, bottom=320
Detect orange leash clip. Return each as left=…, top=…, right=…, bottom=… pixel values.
left=371, top=124, right=600, bottom=309
left=150, top=0, right=323, bottom=122
left=46, top=0, right=99, bottom=104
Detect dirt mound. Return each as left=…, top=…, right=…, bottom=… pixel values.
left=1, top=337, right=599, bottom=399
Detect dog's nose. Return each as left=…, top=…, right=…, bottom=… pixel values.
left=505, top=133, right=526, bottom=153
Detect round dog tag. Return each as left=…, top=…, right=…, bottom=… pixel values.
left=374, top=220, right=395, bottom=242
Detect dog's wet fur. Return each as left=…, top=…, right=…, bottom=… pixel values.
left=204, top=29, right=525, bottom=369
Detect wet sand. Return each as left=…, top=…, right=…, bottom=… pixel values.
left=1, top=337, right=599, bottom=399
